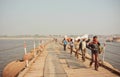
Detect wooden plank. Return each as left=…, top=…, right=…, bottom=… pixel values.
left=66, top=58, right=86, bottom=69
left=59, top=51, right=86, bottom=69
left=44, top=51, right=67, bottom=77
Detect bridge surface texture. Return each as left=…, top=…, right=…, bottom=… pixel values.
left=23, top=42, right=119, bottom=77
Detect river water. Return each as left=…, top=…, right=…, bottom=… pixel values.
left=0, top=39, right=44, bottom=77
left=0, top=39, right=120, bottom=77
left=104, top=42, right=120, bottom=70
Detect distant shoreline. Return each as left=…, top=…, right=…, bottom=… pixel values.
left=0, top=37, right=52, bottom=40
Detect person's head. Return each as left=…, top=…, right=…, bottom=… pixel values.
left=93, top=36, right=98, bottom=42
left=86, top=38, right=91, bottom=43
left=77, top=39, right=80, bottom=42
left=83, top=38, right=86, bottom=41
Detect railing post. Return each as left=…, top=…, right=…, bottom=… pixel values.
left=102, top=42, right=106, bottom=63
left=34, top=41, right=36, bottom=57
left=24, top=41, right=29, bottom=67
left=39, top=40, right=41, bottom=46
left=24, top=41, right=27, bottom=55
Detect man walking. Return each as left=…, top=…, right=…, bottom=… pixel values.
left=80, top=38, right=86, bottom=62
left=87, top=36, right=100, bottom=71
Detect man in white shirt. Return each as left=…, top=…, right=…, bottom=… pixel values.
left=80, top=38, right=86, bottom=62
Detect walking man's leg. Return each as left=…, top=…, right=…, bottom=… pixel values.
left=64, top=45, right=66, bottom=51
left=83, top=49, right=86, bottom=61
left=76, top=49, right=79, bottom=59
left=70, top=46, right=73, bottom=55
left=90, top=53, right=94, bottom=67
left=95, top=53, right=99, bottom=71
left=82, top=49, right=86, bottom=61
left=75, top=49, right=77, bottom=57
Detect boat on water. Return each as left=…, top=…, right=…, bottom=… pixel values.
left=106, top=39, right=113, bottom=42
left=106, top=36, right=120, bottom=42
left=113, top=37, right=120, bottom=42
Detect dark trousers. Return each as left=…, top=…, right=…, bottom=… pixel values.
left=90, top=52, right=99, bottom=70
left=64, top=44, right=66, bottom=51
left=70, top=46, right=73, bottom=55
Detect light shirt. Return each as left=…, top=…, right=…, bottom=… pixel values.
left=82, top=41, right=86, bottom=50
left=70, top=41, right=74, bottom=47
left=74, top=41, right=80, bottom=49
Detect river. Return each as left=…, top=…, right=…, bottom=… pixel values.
left=0, top=39, right=44, bottom=77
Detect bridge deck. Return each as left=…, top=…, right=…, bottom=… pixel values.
left=22, top=42, right=119, bottom=77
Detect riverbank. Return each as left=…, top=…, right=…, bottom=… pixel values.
left=0, top=37, right=53, bottom=40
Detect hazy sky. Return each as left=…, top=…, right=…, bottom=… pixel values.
left=0, top=0, right=120, bottom=35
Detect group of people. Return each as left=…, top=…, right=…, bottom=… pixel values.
left=62, top=36, right=101, bottom=71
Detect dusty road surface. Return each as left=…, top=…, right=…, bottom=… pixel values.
left=23, top=42, right=119, bottom=77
